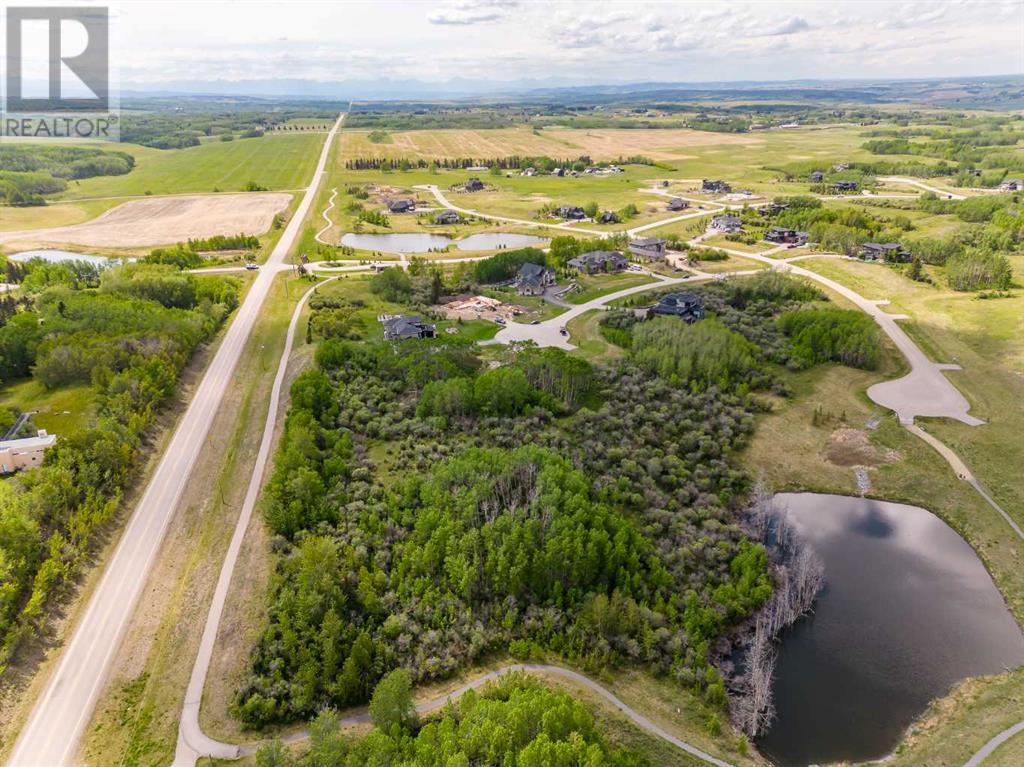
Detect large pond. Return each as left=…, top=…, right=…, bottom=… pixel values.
left=8, top=249, right=113, bottom=266
left=758, top=493, right=1024, bottom=766
left=340, top=232, right=547, bottom=253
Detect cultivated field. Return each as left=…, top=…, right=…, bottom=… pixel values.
left=0, top=193, right=291, bottom=248
left=54, top=132, right=323, bottom=199
left=340, top=126, right=759, bottom=161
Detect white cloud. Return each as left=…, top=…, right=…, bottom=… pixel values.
left=428, top=0, right=517, bottom=25
left=755, top=16, right=811, bottom=37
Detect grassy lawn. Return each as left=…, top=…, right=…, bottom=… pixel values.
left=0, top=380, right=95, bottom=435
left=691, top=253, right=768, bottom=274
left=798, top=255, right=1024, bottom=522
left=55, top=133, right=323, bottom=200
left=566, top=310, right=624, bottom=364
left=0, top=199, right=121, bottom=233
left=702, top=234, right=774, bottom=253
left=567, top=271, right=658, bottom=304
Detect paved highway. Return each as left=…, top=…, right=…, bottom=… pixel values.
left=6, top=113, right=345, bottom=767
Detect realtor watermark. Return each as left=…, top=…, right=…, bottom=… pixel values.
left=2, top=4, right=119, bottom=140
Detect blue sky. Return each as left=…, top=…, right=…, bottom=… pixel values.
left=23, top=0, right=1024, bottom=90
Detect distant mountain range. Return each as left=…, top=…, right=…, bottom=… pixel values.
left=119, top=73, right=1024, bottom=108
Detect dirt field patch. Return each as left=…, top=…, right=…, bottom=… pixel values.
left=0, top=192, right=292, bottom=248
left=824, top=427, right=900, bottom=467
left=341, top=127, right=757, bottom=162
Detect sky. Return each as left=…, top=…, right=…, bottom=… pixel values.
left=12, top=0, right=1024, bottom=94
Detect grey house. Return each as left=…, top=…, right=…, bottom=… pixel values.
left=381, top=315, right=436, bottom=340
left=566, top=250, right=628, bottom=274
left=833, top=180, right=859, bottom=193
left=667, top=197, right=689, bottom=211
left=765, top=227, right=808, bottom=245
left=810, top=171, right=825, bottom=183
left=861, top=242, right=910, bottom=262
left=710, top=214, right=743, bottom=233
left=388, top=198, right=416, bottom=213
left=702, top=179, right=732, bottom=194
left=628, top=236, right=668, bottom=261
left=515, top=262, right=556, bottom=295
left=650, top=292, right=705, bottom=323
left=434, top=210, right=461, bottom=225
left=465, top=177, right=485, bottom=192
left=555, top=205, right=586, bottom=220
left=599, top=210, right=620, bottom=224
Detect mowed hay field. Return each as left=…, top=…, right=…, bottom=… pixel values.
left=55, top=132, right=323, bottom=200
left=0, top=192, right=292, bottom=248
left=340, top=126, right=758, bottom=161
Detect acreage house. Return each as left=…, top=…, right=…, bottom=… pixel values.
left=650, top=292, right=705, bottom=323
left=555, top=205, right=586, bottom=220
left=667, top=197, right=688, bottom=211
left=388, top=198, right=416, bottom=213
left=628, top=237, right=667, bottom=261
left=515, top=262, right=556, bottom=295
left=0, top=430, right=57, bottom=474
left=702, top=179, right=732, bottom=193
left=380, top=315, right=436, bottom=340
left=860, top=242, right=911, bottom=262
left=434, top=210, right=460, bottom=225
left=464, top=177, right=485, bottom=192
left=710, top=214, right=742, bottom=233
left=567, top=250, right=628, bottom=274
left=765, top=227, right=808, bottom=245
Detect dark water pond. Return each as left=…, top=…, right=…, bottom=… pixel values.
left=340, top=232, right=546, bottom=253
left=758, top=493, right=1024, bottom=767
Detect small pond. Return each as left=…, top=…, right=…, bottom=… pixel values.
left=8, top=249, right=121, bottom=267
left=758, top=493, right=1024, bottom=766
left=340, top=232, right=547, bottom=253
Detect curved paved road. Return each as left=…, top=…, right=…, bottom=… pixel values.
left=182, top=663, right=738, bottom=767
left=173, top=275, right=340, bottom=767
left=963, top=721, right=1024, bottom=767
left=5, top=113, right=346, bottom=767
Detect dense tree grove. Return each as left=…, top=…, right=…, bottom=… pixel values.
left=234, top=270, right=898, bottom=738
left=473, top=248, right=547, bottom=283
left=267, top=673, right=647, bottom=767
left=0, top=145, right=134, bottom=203
left=777, top=308, right=882, bottom=370
left=945, top=249, right=1013, bottom=291
left=234, top=331, right=775, bottom=727
left=0, top=263, right=240, bottom=670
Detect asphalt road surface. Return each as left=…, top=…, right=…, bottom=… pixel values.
left=5, top=114, right=345, bottom=767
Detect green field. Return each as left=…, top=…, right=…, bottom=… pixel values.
left=53, top=133, right=323, bottom=200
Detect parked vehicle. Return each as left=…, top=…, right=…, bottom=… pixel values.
left=245, top=262, right=259, bottom=271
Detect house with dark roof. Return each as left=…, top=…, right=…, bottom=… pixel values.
left=998, top=178, right=1023, bottom=191
left=381, top=315, right=436, bottom=340
left=650, top=292, right=705, bottom=323
left=832, top=180, right=859, bottom=193
left=434, top=210, right=461, bottom=225
left=710, top=214, right=743, bottom=233
left=465, top=177, right=485, bottom=192
left=599, top=210, right=620, bottom=224
left=628, top=236, right=668, bottom=261
left=667, top=197, right=688, bottom=211
left=566, top=250, right=628, bottom=274
left=555, top=205, right=586, bottom=220
left=766, top=202, right=789, bottom=216
left=861, top=242, right=910, bottom=262
left=765, top=227, right=808, bottom=245
left=810, top=171, right=825, bottom=183
left=515, top=262, right=556, bottom=295
left=702, top=179, right=732, bottom=194
left=388, top=198, right=416, bottom=213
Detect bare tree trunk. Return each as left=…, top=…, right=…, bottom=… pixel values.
left=728, top=475, right=825, bottom=738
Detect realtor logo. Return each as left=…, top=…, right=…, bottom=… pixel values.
left=2, top=5, right=118, bottom=140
